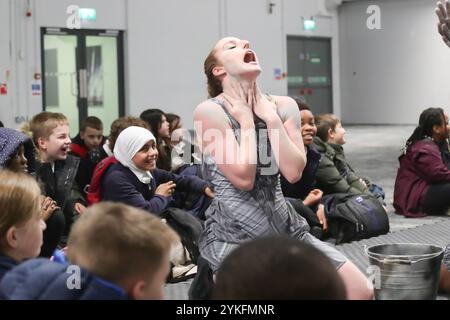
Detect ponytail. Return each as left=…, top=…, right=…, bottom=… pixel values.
left=403, top=108, right=445, bottom=154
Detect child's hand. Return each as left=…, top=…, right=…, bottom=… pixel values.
left=74, top=202, right=86, bottom=215
left=303, top=189, right=323, bottom=207
left=41, top=196, right=59, bottom=221
left=359, top=178, right=369, bottom=188
left=316, top=204, right=328, bottom=232
left=204, top=187, right=215, bottom=198
left=155, top=181, right=176, bottom=197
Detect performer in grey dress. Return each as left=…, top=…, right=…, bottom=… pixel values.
left=194, top=37, right=373, bottom=299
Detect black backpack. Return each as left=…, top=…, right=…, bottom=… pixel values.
left=322, top=193, right=390, bottom=245
left=163, top=207, right=204, bottom=264
left=162, top=207, right=204, bottom=283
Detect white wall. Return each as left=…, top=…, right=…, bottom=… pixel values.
left=0, top=0, right=126, bottom=129
left=0, top=0, right=12, bottom=126
left=339, top=0, right=450, bottom=124
left=127, top=0, right=342, bottom=128
left=126, top=0, right=221, bottom=129
left=0, top=0, right=342, bottom=130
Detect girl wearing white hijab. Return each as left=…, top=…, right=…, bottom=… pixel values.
left=101, top=126, right=213, bottom=215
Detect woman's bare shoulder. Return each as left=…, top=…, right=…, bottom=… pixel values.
left=270, top=95, right=297, bottom=107
left=194, top=99, right=229, bottom=127
left=270, top=95, right=299, bottom=122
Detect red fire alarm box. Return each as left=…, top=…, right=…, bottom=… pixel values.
left=0, top=83, right=7, bottom=95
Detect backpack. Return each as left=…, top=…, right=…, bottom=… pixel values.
left=162, top=207, right=203, bottom=263
left=86, top=156, right=118, bottom=205
left=322, top=193, right=390, bottom=245
left=162, top=207, right=204, bottom=283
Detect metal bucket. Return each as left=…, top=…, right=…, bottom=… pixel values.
left=365, top=243, right=444, bottom=300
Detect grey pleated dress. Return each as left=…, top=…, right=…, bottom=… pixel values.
left=198, top=98, right=347, bottom=272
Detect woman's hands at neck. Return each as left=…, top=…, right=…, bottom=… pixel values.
left=221, top=75, right=280, bottom=125
left=222, top=75, right=256, bottom=104
left=221, top=76, right=256, bottom=127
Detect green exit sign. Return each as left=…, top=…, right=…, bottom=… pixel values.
left=303, top=19, right=316, bottom=31
left=79, top=8, right=96, bottom=21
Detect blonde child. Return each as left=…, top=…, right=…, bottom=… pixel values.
left=0, top=170, right=46, bottom=281
left=0, top=202, right=178, bottom=299
left=30, top=112, right=85, bottom=256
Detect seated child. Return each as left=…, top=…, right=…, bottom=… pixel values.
left=164, top=113, right=209, bottom=219
left=0, top=202, right=178, bottom=299
left=0, top=127, right=33, bottom=173
left=394, top=108, right=450, bottom=217
left=71, top=116, right=104, bottom=197
left=0, top=127, right=59, bottom=224
left=313, top=114, right=385, bottom=202
left=166, top=113, right=201, bottom=173
left=140, top=109, right=172, bottom=171
left=76, top=116, right=148, bottom=198
left=70, top=116, right=105, bottom=159
left=0, top=170, right=46, bottom=281
left=30, top=112, right=85, bottom=254
left=280, top=101, right=327, bottom=237
left=101, top=126, right=213, bottom=216
left=104, top=116, right=150, bottom=158
left=212, top=236, right=346, bottom=299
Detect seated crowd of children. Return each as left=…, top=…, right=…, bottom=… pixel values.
left=0, top=3, right=449, bottom=299
left=0, top=98, right=448, bottom=299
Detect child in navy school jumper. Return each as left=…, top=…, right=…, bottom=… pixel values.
left=101, top=126, right=214, bottom=216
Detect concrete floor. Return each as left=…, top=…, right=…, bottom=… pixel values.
left=343, top=125, right=449, bottom=232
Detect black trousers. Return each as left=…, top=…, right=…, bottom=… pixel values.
left=285, top=198, right=321, bottom=227
left=423, top=183, right=450, bottom=216
left=39, top=208, right=65, bottom=258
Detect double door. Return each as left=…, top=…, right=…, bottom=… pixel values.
left=42, top=28, right=124, bottom=136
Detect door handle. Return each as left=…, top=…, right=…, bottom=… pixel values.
left=79, top=69, right=87, bottom=98
left=70, top=72, right=78, bottom=96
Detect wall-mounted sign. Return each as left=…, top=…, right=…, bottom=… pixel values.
left=307, top=76, right=328, bottom=85
left=287, top=76, right=304, bottom=85
left=0, top=83, right=7, bottom=95
left=274, top=68, right=283, bottom=80
left=303, top=19, right=316, bottom=31
left=31, top=83, right=41, bottom=96
left=79, top=8, right=97, bottom=21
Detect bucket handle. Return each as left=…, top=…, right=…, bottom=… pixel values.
left=364, top=245, right=443, bottom=265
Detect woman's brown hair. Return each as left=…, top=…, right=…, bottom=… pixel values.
left=204, top=49, right=223, bottom=98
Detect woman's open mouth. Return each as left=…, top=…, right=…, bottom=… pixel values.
left=244, top=50, right=257, bottom=64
